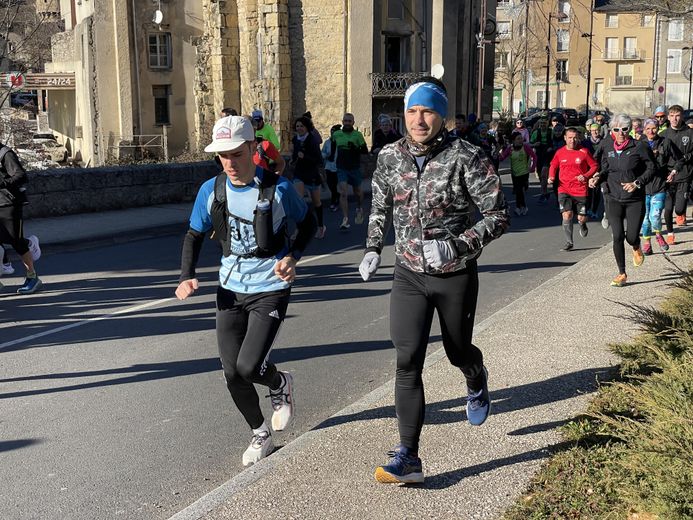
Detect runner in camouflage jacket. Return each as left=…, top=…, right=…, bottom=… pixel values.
left=364, top=132, right=510, bottom=274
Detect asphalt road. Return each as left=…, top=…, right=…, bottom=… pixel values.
left=0, top=175, right=613, bottom=519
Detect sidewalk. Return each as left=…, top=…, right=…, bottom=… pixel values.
left=168, top=228, right=691, bottom=520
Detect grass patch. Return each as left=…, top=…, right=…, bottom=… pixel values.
left=505, top=266, right=693, bottom=520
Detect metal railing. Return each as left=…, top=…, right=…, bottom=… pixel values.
left=102, top=128, right=169, bottom=164
left=602, top=49, right=645, bottom=60
left=370, top=72, right=427, bottom=97
left=611, top=77, right=652, bottom=87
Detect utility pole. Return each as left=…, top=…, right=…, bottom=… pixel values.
left=584, top=0, right=594, bottom=118
left=544, top=13, right=553, bottom=110
left=522, top=0, right=530, bottom=116
left=476, top=0, right=488, bottom=118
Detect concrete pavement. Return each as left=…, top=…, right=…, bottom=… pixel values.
left=165, top=223, right=690, bottom=520
left=16, top=196, right=693, bottom=519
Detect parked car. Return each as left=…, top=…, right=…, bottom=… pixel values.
left=32, top=133, right=68, bottom=163
left=10, top=92, right=37, bottom=109
left=552, top=108, right=579, bottom=126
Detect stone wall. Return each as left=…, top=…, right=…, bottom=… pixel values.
left=22, top=155, right=378, bottom=219
left=23, top=162, right=218, bottom=218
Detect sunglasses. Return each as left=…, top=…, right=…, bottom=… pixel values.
left=656, top=115, right=666, bottom=118
left=612, top=127, right=630, bottom=133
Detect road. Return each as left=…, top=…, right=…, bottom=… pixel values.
left=0, top=175, right=613, bottom=519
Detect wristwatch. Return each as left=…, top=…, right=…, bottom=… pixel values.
left=633, top=180, right=642, bottom=189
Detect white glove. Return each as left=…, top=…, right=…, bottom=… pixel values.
left=359, top=252, right=381, bottom=281
left=422, top=240, right=457, bottom=269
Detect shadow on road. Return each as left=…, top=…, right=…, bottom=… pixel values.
left=312, top=365, right=615, bottom=432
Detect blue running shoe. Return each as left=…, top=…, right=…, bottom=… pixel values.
left=466, top=366, right=491, bottom=426
left=17, top=276, right=42, bottom=295
left=374, top=445, right=424, bottom=484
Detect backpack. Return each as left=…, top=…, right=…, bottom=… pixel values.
left=210, top=171, right=286, bottom=259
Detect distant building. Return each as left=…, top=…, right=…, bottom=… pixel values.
left=45, top=0, right=496, bottom=166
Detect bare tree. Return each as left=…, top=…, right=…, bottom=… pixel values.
left=604, top=0, right=692, bottom=20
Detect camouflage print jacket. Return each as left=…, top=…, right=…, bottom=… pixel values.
left=365, top=134, right=510, bottom=274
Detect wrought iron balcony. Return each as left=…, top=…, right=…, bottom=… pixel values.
left=602, top=49, right=645, bottom=61
left=611, top=77, right=652, bottom=88
left=370, top=72, right=428, bottom=97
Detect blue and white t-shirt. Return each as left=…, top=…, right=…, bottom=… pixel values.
left=189, top=169, right=308, bottom=294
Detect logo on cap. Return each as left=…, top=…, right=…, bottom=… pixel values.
left=216, top=127, right=232, bottom=140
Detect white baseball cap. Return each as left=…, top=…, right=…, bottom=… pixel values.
left=204, top=116, right=255, bottom=153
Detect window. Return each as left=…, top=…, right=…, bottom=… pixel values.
left=641, top=14, right=655, bottom=27
left=605, top=14, right=618, bottom=28
left=623, top=37, right=637, bottom=59
left=557, top=90, right=566, bottom=108
left=495, top=51, right=510, bottom=70
left=557, top=29, right=570, bottom=52
left=667, top=49, right=682, bottom=73
left=387, top=0, right=404, bottom=19
left=668, top=19, right=684, bottom=41
left=594, top=79, right=604, bottom=103
left=556, top=59, right=569, bottom=82
left=616, top=63, right=633, bottom=85
left=148, top=33, right=172, bottom=69
left=385, top=36, right=411, bottom=72
left=605, top=37, right=618, bottom=59
left=558, top=1, right=570, bottom=22
left=497, top=21, right=512, bottom=39
left=152, top=85, right=171, bottom=125
left=536, top=90, right=547, bottom=109
left=518, top=22, right=526, bottom=38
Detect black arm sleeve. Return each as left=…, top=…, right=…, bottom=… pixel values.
left=179, top=228, right=205, bottom=282
left=291, top=211, right=317, bottom=259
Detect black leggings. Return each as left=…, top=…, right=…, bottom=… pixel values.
left=606, top=198, right=645, bottom=275
left=325, top=169, right=339, bottom=206
left=0, top=204, right=30, bottom=256
left=216, top=286, right=290, bottom=429
left=390, top=262, right=484, bottom=453
left=663, top=181, right=691, bottom=234
left=511, top=174, right=529, bottom=208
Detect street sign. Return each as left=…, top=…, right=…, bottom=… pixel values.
left=23, top=73, right=76, bottom=90
left=5, top=72, right=24, bottom=89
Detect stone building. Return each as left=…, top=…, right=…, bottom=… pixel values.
left=654, top=16, right=693, bottom=109
left=44, top=0, right=495, bottom=166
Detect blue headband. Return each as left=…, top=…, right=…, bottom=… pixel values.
left=404, top=82, right=448, bottom=118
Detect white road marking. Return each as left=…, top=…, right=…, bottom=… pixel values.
left=0, top=244, right=364, bottom=351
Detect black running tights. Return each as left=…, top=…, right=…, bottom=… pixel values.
left=663, top=181, right=691, bottom=234
left=216, top=286, right=290, bottom=429
left=606, top=198, right=645, bottom=275
left=390, top=262, right=484, bottom=453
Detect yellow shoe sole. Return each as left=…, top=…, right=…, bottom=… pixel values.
left=374, top=467, right=424, bottom=484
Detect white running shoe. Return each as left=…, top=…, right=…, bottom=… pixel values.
left=355, top=208, right=364, bottom=225
left=521, top=207, right=529, bottom=216
left=2, top=262, right=14, bottom=275
left=27, top=235, right=41, bottom=261
left=339, top=218, right=350, bottom=230
left=242, top=430, right=275, bottom=467
left=315, top=225, right=326, bottom=239
left=514, top=207, right=522, bottom=216
left=269, top=371, right=295, bottom=432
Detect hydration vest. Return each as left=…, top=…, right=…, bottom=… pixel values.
left=210, top=171, right=286, bottom=258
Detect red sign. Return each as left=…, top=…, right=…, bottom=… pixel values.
left=6, top=72, right=24, bottom=88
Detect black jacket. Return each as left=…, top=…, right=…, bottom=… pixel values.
left=661, top=125, right=693, bottom=183
left=0, top=146, right=27, bottom=207
left=642, top=136, right=669, bottom=195
left=291, top=133, right=322, bottom=184
left=600, top=137, right=655, bottom=202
